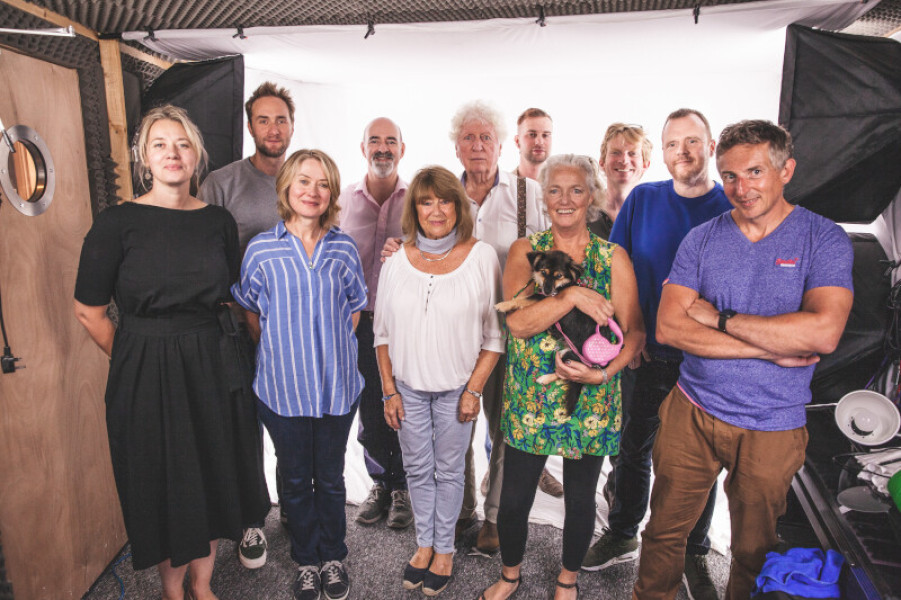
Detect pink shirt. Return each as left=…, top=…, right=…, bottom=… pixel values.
left=338, top=176, right=407, bottom=311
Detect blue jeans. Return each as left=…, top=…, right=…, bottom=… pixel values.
left=257, top=399, right=358, bottom=566
left=356, top=314, right=406, bottom=490
left=609, top=358, right=716, bottom=554
left=396, top=381, right=472, bottom=554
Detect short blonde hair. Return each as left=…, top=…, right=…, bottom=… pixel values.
left=600, top=123, right=653, bottom=165
left=538, top=154, right=607, bottom=223
left=401, top=166, right=474, bottom=244
left=275, top=149, right=342, bottom=228
left=134, top=104, right=208, bottom=191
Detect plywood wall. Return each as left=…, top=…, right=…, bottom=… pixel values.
left=0, top=48, right=125, bottom=600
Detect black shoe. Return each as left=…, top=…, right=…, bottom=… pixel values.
left=454, top=514, right=477, bottom=540
left=293, top=565, right=321, bottom=600
left=387, top=489, right=414, bottom=529
left=320, top=560, right=350, bottom=600
left=556, top=578, right=580, bottom=599
left=422, top=569, right=452, bottom=597
left=402, top=561, right=431, bottom=590
left=355, top=484, right=389, bottom=524
left=477, top=572, right=522, bottom=600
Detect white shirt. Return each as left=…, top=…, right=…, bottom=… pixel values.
left=467, top=170, right=548, bottom=270
left=373, top=241, right=504, bottom=392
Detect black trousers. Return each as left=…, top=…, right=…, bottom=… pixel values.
left=497, top=445, right=605, bottom=571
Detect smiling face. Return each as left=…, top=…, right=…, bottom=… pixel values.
left=602, top=133, right=649, bottom=189
left=416, top=192, right=457, bottom=240
left=515, top=116, right=553, bottom=166
left=544, top=166, right=590, bottom=230
left=718, top=142, right=795, bottom=227
left=287, top=158, right=332, bottom=223
left=662, top=114, right=715, bottom=187
left=145, top=119, right=198, bottom=187
left=248, top=95, right=294, bottom=159
left=455, top=119, right=501, bottom=178
left=362, top=118, right=404, bottom=180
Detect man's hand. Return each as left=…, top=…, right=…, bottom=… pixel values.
left=380, top=237, right=402, bottom=263
left=767, top=353, right=820, bottom=368
left=686, top=296, right=720, bottom=330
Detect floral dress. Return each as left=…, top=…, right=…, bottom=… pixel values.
left=500, top=230, right=621, bottom=459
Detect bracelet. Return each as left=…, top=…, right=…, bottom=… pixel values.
left=381, top=392, right=399, bottom=402
left=465, top=388, right=483, bottom=399
left=600, top=368, right=608, bottom=385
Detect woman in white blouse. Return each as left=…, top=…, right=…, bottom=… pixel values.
left=375, top=166, right=503, bottom=596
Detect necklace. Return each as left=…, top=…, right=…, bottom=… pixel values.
left=419, top=247, right=453, bottom=262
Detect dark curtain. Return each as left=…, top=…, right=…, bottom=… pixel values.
left=142, top=55, right=245, bottom=178
left=779, top=24, right=901, bottom=224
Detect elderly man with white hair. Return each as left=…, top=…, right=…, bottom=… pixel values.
left=450, top=100, right=549, bottom=553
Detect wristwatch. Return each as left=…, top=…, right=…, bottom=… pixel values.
left=718, top=309, right=737, bottom=332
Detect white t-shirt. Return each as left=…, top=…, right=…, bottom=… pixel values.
left=373, top=240, right=504, bottom=392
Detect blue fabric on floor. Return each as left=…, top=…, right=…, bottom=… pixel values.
left=753, top=548, right=844, bottom=598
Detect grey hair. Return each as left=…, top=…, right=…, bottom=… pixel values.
left=449, top=100, right=508, bottom=144
left=538, top=154, right=607, bottom=223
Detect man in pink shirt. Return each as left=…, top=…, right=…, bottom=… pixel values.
left=338, top=117, right=413, bottom=529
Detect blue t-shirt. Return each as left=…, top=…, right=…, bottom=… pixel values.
left=610, top=180, right=731, bottom=358
left=667, top=207, right=854, bottom=431
left=231, top=223, right=368, bottom=418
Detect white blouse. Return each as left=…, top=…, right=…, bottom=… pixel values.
left=373, top=240, right=505, bottom=392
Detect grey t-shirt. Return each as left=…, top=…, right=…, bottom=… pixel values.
left=199, top=158, right=279, bottom=255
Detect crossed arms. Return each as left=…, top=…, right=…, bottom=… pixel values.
left=656, top=283, right=852, bottom=367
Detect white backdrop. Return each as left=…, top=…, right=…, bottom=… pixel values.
left=127, top=0, right=874, bottom=186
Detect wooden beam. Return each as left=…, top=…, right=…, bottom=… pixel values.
left=99, top=39, right=134, bottom=203
left=0, top=0, right=97, bottom=41
left=118, top=42, right=173, bottom=70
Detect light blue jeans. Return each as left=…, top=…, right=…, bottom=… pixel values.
left=396, top=380, right=473, bottom=554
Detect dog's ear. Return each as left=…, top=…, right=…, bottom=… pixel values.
left=526, top=251, right=543, bottom=269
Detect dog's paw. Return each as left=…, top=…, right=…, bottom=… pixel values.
left=495, top=300, right=517, bottom=312
left=535, top=373, right=559, bottom=385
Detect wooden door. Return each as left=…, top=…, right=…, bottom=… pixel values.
left=0, top=48, right=125, bottom=600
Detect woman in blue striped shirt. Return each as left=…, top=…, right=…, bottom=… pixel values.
left=232, top=149, right=367, bottom=600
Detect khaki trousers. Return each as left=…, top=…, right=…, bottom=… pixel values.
left=633, top=386, right=807, bottom=600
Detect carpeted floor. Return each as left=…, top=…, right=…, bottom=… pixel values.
left=82, top=505, right=730, bottom=600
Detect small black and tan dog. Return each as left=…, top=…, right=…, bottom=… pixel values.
left=496, top=250, right=601, bottom=415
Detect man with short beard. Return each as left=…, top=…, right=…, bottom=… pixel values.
left=199, top=81, right=296, bottom=571
left=512, top=108, right=553, bottom=181
left=337, top=117, right=414, bottom=530
left=582, top=109, right=729, bottom=600
left=201, top=81, right=295, bottom=254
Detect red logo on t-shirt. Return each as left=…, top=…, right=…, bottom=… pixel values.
left=775, top=257, right=799, bottom=268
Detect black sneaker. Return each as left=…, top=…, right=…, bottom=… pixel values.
left=387, top=489, right=414, bottom=529
left=238, top=527, right=267, bottom=569
left=355, top=484, right=389, bottom=524
left=293, top=565, right=321, bottom=600
left=683, top=554, right=719, bottom=600
left=320, top=560, right=350, bottom=600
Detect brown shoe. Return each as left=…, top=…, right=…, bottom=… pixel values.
left=476, top=520, right=500, bottom=553
left=539, top=468, right=564, bottom=497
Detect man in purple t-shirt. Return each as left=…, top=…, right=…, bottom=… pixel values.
left=633, top=120, right=854, bottom=600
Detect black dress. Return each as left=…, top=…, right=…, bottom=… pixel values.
left=75, top=202, right=269, bottom=570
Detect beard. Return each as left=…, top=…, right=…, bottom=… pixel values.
left=255, top=137, right=288, bottom=159
left=369, top=152, right=395, bottom=178
left=525, top=148, right=548, bottom=165
left=670, top=158, right=706, bottom=187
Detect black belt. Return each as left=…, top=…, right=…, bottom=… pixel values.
left=118, top=312, right=218, bottom=336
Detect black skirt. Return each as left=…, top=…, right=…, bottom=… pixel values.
left=105, top=310, right=269, bottom=569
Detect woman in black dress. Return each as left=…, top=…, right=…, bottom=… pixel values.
left=74, top=105, right=269, bottom=600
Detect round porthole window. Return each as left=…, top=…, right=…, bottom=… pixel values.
left=0, top=125, right=56, bottom=216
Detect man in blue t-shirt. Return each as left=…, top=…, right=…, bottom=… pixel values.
left=633, top=120, right=854, bottom=600
left=583, top=109, right=730, bottom=599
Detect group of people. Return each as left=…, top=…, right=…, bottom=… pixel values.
left=73, top=80, right=855, bottom=600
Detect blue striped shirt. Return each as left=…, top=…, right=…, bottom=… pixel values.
left=231, top=222, right=368, bottom=417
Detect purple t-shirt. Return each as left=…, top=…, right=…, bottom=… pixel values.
left=667, top=206, right=853, bottom=431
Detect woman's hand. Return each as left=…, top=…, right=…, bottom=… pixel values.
left=562, top=286, right=614, bottom=325
left=384, top=394, right=405, bottom=430
left=458, top=390, right=480, bottom=423
left=554, top=352, right=606, bottom=385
